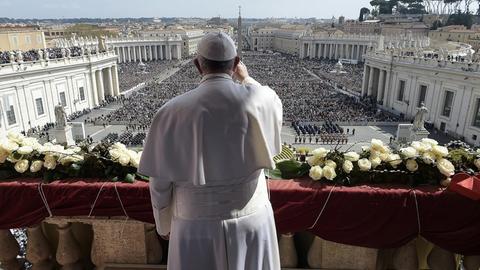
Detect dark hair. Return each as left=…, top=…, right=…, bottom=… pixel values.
left=199, top=56, right=236, bottom=73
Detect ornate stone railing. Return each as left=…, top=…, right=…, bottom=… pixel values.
left=0, top=50, right=117, bottom=75
left=1, top=218, right=479, bottom=269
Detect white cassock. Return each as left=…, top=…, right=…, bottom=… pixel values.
left=139, top=73, right=283, bottom=270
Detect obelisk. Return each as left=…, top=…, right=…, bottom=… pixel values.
left=237, top=6, right=243, bottom=58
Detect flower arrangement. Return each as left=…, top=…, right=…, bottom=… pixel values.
left=273, top=138, right=480, bottom=187
left=0, top=132, right=145, bottom=183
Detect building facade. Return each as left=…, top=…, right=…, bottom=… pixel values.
left=0, top=29, right=46, bottom=51
left=0, top=49, right=119, bottom=134
left=57, top=36, right=184, bottom=63
left=363, top=47, right=480, bottom=144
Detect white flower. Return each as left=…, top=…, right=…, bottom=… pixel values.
left=388, top=154, right=402, bottom=168
left=370, top=156, right=382, bottom=168
left=324, top=160, right=337, bottom=169
left=311, top=148, right=329, bottom=158
left=371, top=139, right=384, bottom=150
left=344, top=152, right=360, bottom=162
left=112, top=142, right=127, bottom=150
left=358, top=158, right=372, bottom=171
left=44, top=155, right=57, bottom=170
left=411, top=141, right=432, bottom=153
left=0, top=140, right=19, bottom=153
left=21, top=137, right=41, bottom=150
left=7, top=132, right=25, bottom=144
left=437, top=158, right=455, bottom=177
left=406, top=159, right=419, bottom=172
left=422, top=152, right=436, bottom=164
left=323, top=166, right=337, bottom=181
left=421, top=138, right=438, bottom=147
left=30, top=160, right=44, bottom=173
left=400, top=147, right=417, bottom=159
left=17, top=145, right=34, bottom=155
left=118, top=155, right=131, bottom=166
left=109, top=149, right=122, bottom=160
left=343, top=150, right=360, bottom=160
left=432, top=145, right=449, bottom=158
left=309, top=166, right=323, bottom=181
left=342, top=160, right=353, bottom=174
left=59, top=154, right=84, bottom=165
left=474, top=159, right=480, bottom=170
left=307, top=155, right=323, bottom=167
left=14, top=159, right=29, bottom=173
left=131, top=157, right=140, bottom=168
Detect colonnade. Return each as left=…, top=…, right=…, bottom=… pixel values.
left=89, top=65, right=120, bottom=106
left=113, top=44, right=182, bottom=63
left=361, top=65, right=391, bottom=107
left=302, top=43, right=368, bottom=61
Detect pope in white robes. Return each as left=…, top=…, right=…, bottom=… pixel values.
left=139, top=32, right=283, bottom=270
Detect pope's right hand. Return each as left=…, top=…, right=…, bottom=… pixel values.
left=233, top=61, right=249, bottom=82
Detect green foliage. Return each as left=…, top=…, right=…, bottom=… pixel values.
left=446, top=10, right=474, bottom=29
left=275, top=160, right=310, bottom=179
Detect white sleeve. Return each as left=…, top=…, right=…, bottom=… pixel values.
left=149, top=178, right=173, bottom=236
left=242, top=76, right=262, bottom=87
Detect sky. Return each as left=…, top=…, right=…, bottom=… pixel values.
left=2, top=0, right=373, bottom=19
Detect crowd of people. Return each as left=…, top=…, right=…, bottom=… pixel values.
left=0, top=46, right=95, bottom=64
left=117, top=61, right=176, bottom=92
left=101, top=131, right=146, bottom=146
left=92, top=52, right=398, bottom=135
left=292, top=121, right=350, bottom=145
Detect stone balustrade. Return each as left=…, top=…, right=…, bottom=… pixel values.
left=1, top=217, right=479, bottom=270
left=0, top=50, right=117, bottom=75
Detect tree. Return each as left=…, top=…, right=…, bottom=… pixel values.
left=359, top=7, right=370, bottom=21
left=446, top=9, right=474, bottom=28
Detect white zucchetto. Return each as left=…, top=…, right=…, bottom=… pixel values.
left=197, top=32, right=237, bottom=61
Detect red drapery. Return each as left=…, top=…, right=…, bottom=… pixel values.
left=0, top=178, right=479, bottom=255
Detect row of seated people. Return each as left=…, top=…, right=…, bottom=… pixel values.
left=292, top=120, right=344, bottom=136
left=101, top=132, right=146, bottom=146
left=294, top=134, right=349, bottom=145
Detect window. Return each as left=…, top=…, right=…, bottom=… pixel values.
left=3, top=96, right=16, bottom=126
left=79, top=87, right=85, bottom=101
left=397, top=80, right=405, bottom=101
left=472, top=98, right=480, bottom=128
left=11, top=36, right=18, bottom=46
left=6, top=105, right=16, bottom=126
left=25, top=35, right=31, bottom=44
left=59, top=92, right=67, bottom=107
left=417, top=85, right=427, bottom=107
left=35, top=98, right=44, bottom=116
left=442, top=91, right=454, bottom=117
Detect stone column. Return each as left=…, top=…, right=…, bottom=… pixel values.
left=367, top=67, right=375, bottom=96
left=361, top=65, right=369, bottom=97
left=105, top=67, right=114, bottom=97
left=127, top=46, right=131, bottom=62
left=56, top=223, right=83, bottom=270
left=132, top=46, right=137, bottom=62
left=323, top=44, right=327, bottom=58
left=153, top=45, right=158, bottom=60
left=143, top=46, right=147, bottom=61
left=377, top=69, right=385, bottom=104
left=427, top=246, right=456, bottom=270
left=159, top=45, right=164, bottom=60
left=279, top=234, right=298, bottom=268
left=177, top=44, right=182, bottom=59
left=122, top=47, right=126, bottom=63
left=90, top=71, right=99, bottom=107
left=167, top=45, right=172, bottom=60
left=148, top=45, right=153, bottom=61
left=112, top=65, right=120, bottom=96
left=383, top=70, right=391, bottom=107
left=26, top=225, right=54, bottom=270
left=0, top=230, right=22, bottom=270
left=95, top=70, right=105, bottom=103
